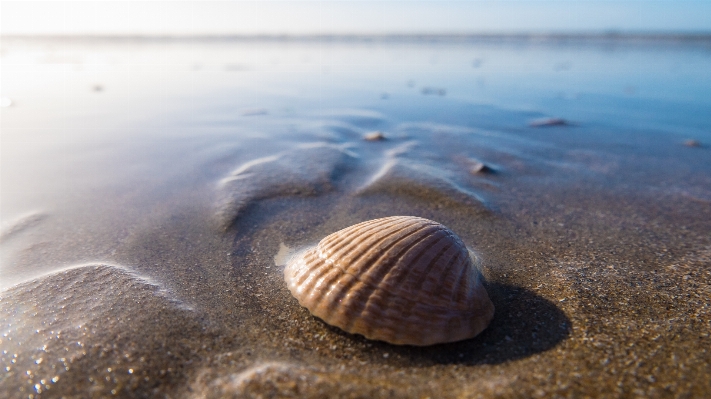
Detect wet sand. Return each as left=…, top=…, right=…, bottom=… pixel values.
left=1, top=36, right=710, bottom=398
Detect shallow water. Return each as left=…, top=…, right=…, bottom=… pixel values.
left=1, top=36, right=710, bottom=398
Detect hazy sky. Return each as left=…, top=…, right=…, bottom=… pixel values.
left=3, top=1, right=711, bottom=35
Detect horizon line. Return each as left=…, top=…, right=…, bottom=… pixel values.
left=4, top=31, right=711, bottom=42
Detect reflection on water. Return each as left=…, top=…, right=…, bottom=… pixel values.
left=1, top=36, right=710, bottom=398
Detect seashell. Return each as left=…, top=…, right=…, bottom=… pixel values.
left=284, top=216, right=494, bottom=346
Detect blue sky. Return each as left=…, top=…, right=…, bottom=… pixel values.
left=3, top=1, right=711, bottom=35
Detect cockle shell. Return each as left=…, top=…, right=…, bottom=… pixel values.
left=284, top=216, right=495, bottom=346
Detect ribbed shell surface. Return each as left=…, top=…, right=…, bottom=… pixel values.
left=284, top=216, right=495, bottom=346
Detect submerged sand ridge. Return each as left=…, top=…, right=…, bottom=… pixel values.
left=214, top=120, right=504, bottom=232
left=215, top=143, right=357, bottom=230
left=2, top=36, right=711, bottom=397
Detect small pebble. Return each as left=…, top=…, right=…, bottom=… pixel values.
left=470, top=161, right=493, bottom=174
left=529, top=117, right=569, bottom=127
left=363, top=131, right=386, bottom=141
left=683, top=139, right=701, bottom=148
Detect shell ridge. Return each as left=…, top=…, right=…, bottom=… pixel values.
left=429, top=234, right=474, bottom=302
left=445, top=255, right=472, bottom=306
left=414, top=240, right=463, bottom=302
left=338, top=226, right=439, bottom=334
left=288, top=253, right=360, bottom=323
left=301, top=253, right=343, bottom=295
left=387, top=229, right=452, bottom=289
left=328, top=226, right=434, bottom=328
left=302, top=220, right=431, bottom=324
left=335, top=225, right=448, bottom=308
left=305, top=223, right=429, bottom=325
left=348, top=223, right=440, bottom=285
left=305, top=266, right=347, bottom=313
left=318, top=218, right=395, bottom=257
left=338, top=221, right=432, bottom=276
left=291, top=250, right=324, bottom=287
left=426, top=252, right=470, bottom=337
left=456, top=268, right=477, bottom=305
left=341, top=278, right=385, bottom=334
left=319, top=218, right=410, bottom=265
left=342, top=226, right=446, bottom=335
left=395, top=237, right=458, bottom=322
left=432, top=247, right=466, bottom=297
left=292, top=252, right=343, bottom=302
left=308, top=257, right=366, bottom=318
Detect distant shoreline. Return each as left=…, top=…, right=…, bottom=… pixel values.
left=3, top=32, right=711, bottom=45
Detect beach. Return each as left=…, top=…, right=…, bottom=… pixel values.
left=1, top=36, right=710, bottom=398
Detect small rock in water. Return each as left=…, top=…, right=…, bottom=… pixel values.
left=470, top=160, right=493, bottom=174
left=364, top=131, right=386, bottom=141
left=421, top=87, right=446, bottom=96
left=529, top=117, right=569, bottom=127
left=683, top=139, right=702, bottom=148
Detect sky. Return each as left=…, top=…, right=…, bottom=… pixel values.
left=2, top=1, right=711, bottom=36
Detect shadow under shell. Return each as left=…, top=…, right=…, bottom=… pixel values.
left=316, top=282, right=571, bottom=365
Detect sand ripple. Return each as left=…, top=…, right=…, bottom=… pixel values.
left=0, top=211, right=46, bottom=244
left=358, top=158, right=490, bottom=212
left=189, top=362, right=428, bottom=399
left=215, top=143, right=356, bottom=229
left=0, top=264, right=209, bottom=398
